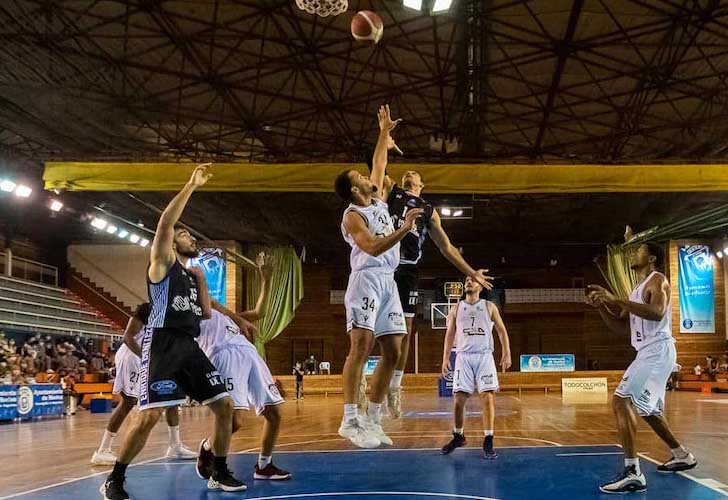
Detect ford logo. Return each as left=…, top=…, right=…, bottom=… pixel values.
left=150, top=380, right=177, bottom=392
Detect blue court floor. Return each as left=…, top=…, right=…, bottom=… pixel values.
left=3, top=445, right=724, bottom=500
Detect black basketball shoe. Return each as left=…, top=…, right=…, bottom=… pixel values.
left=440, top=432, right=467, bottom=455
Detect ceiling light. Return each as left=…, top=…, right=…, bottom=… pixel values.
left=129, top=234, right=140, bottom=243
left=50, top=200, right=63, bottom=212
left=106, top=225, right=118, bottom=234
left=91, top=218, right=107, bottom=230
left=724, top=247, right=728, bottom=255
left=117, top=230, right=129, bottom=239
left=403, top=0, right=422, bottom=9
left=140, top=239, right=150, bottom=247
left=138, top=222, right=144, bottom=227
left=0, top=180, right=16, bottom=192
left=453, top=210, right=463, bottom=217
left=431, top=0, right=452, bottom=13
left=717, top=251, right=723, bottom=259
left=441, top=208, right=451, bottom=216
left=15, top=185, right=32, bottom=197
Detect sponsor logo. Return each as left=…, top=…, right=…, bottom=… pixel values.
left=443, top=371, right=454, bottom=382
left=206, top=371, right=223, bottom=387
left=363, top=315, right=369, bottom=322
left=638, top=388, right=651, bottom=404
left=481, top=374, right=493, bottom=384
left=150, top=380, right=178, bottom=395
left=563, top=380, right=607, bottom=389
left=529, top=356, right=542, bottom=369
left=269, top=384, right=281, bottom=397
left=17, top=386, right=34, bottom=416
left=682, top=319, right=694, bottom=329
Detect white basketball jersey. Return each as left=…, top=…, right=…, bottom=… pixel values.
left=341, top=198, right=400, bottom=273
left=628, top=271, right=673, bottom=351
left=197, top=309, right=255, bottom=358
left=454, top=299, right=494, bottom=354
left=115, top=325, right=148, bottom=361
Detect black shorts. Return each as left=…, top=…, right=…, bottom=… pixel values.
left=139, top=328, right=228, bottom=410
left=394, top=264, right=419, bottom=319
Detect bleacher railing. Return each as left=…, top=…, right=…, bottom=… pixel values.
left=0, top=252, right=59, bottom=286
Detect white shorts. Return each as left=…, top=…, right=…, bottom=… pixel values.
left=452, top=351, right=499, bottom=394
left=345, top=270, right=407, bottom=337
left=210, top=345, right=284, bottom=415
left=615, top=340, right=676, bottom=417
left=113, top=349, right=141, bottom=399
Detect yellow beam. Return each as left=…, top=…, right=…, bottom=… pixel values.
left=43, top=162, right=728, bottom=193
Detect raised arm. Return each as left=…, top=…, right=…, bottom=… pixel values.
left=149, top=163, right=212, bottom=283
left=441, top=305, right=458, bottom=376
left=240, top=253, right=274, bottom=322
left=428, top=210, right=494, bottom=290
left=122, top=316, right=145, bottom=358
left=489, top=303, right=512, bottom=372
left=344, top=207, right=424, bottom=257
left=370, top=105, right=401, bottom=198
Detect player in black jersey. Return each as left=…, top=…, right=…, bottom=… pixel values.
left=102, top=164, right=247, bottom=499
left=365, top=161, right=493, bottom=417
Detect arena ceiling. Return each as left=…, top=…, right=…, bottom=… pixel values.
left=2, top=0, right=728, bottom=167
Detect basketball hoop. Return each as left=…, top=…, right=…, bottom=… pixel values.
left=295, top=0, right=348, bottom=17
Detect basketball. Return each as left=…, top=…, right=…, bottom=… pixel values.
left=351, top=10, right=383, bottom=44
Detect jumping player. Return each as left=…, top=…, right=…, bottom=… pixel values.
left=194, top=253, right=292, bottom=482
left=439, top=276, right=511, bottom=458
left=102, top=164, right=244, bottom=500
left=91, top=303, right=196, bottom=465
left=588, top=226, right=697, bottom=494
left=334, top=105, right=424, bottom=448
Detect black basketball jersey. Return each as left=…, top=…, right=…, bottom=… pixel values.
left=147, top=260, right=203, bottom=337
left=387, top=184, right=434, bottom=265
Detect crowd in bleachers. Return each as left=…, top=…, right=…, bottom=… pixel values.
left=0, top=331, right=113, bottom=386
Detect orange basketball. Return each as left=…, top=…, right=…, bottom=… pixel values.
left=351, top=10, right=383, bottom=44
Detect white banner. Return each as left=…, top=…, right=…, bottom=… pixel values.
left=561, top=377, right=608, bottom=396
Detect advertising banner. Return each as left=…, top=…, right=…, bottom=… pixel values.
left=678, top=244, right=715, bottom=333
left=520, top=354, right=575, bottom=372
left=0, top=384, right=63, bottom=419
left=190, top=247, right=227, bottom=305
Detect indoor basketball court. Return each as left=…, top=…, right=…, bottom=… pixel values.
left=1, top=1, right=728, bottom=500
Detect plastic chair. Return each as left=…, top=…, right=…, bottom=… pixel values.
left=319, top=362, right=331, bottom=375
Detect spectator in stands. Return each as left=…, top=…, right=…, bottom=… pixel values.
left=10, top=365, right=29, bottom=385
left=18, top=359, right=36, bottom=383
left=704, top=356, right=717, bottom=378
left=693, top=362, right=702, bottom=376
left=0, top=361, right=9, bottom=384
left=306, top=354, right=317, bottom=375
left=667, top=363, right=682, bottom=391
left=78, top=359, right=88, bottom=382
left=719, top=355, right=728, bottom=374
left=59, top=346, right=80, bottom=372
left=91, top=352, right=106, bottom=374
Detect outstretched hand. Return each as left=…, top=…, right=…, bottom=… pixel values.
left=188, top=163, right=212, bottom=188
left=378, top=104, right=402, bottom=133
left=471, top=269, right=494, bottom=290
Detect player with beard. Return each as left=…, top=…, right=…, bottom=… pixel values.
left=102, top=164, right=244, bottom=500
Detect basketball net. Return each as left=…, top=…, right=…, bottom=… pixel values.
left=295, top=0, right=347, bottom=17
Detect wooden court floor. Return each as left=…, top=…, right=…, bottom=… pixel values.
left=1, top=390, right=727, bottom=498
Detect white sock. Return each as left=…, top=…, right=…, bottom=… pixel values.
left=389, top=370, right=405, bottom=389
left=366, top=402, right=382, bottom=423
left=203, top=438, right=212, bottom=451
left=258, top=455, right=272, bottom=469
left=625, top=458, right=641, bottom=475
left=168, top=425, right=181, bottom=447
left=99, top=430, right=115, bottom=452
left=671, top=446, right=689, bottom=459
left=344, top=404, right=358, bottom=423
left=484, top=430, right=494, bottom=437
left=454, top=427, right=464, bottom=435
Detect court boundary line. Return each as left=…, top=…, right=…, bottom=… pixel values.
left=243, top=492, right=500, bottom=500
left=638, top=453, right=728, bottom=497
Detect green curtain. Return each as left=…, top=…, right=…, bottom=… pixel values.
left=597, top=245, right=637, bottom=299
left=245, top=245, right=303, bottom=359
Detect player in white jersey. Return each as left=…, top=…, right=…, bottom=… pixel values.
left=333, top=105, right=424, bottom=448
left=588, top=227, right=697, bottom=494
left=91, top=303, right=197, bottom=465
left=439, top=276, right=511, bottom=459
left=194, top=254, right=291, bottom=481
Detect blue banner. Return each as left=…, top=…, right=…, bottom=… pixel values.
left=520, top=354, right=575, bottom=372
left=438, top=350, right=458, bottom=397
left=678, top=244, right=715, bottom=333
left=0, top=384, right=63, bottom=419
left=364, top=356, right=381, bottom=376
left=190, top=247, right=227, bottom=305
